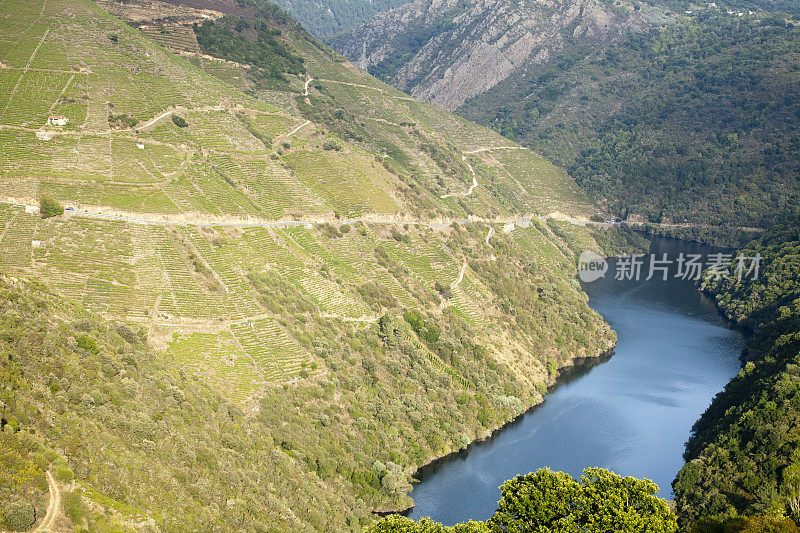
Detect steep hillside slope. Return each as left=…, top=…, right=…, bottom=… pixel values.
left=331, top=0, right=653, bottom=110
left=459, top=14, right=800, bottom=228
left=0, top=0, right=625, bottom=530
left=0, top=274, right=364, bottom=532
left=270, top=0, right=413, bottom=40
left=0, top=0, right=594, bottom=222
left=673, top=217, right=800, bottom=528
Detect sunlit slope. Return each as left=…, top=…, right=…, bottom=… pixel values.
left=0, top=0, right=605, bottom=408
left=0, top=2, right=629, bottom=527
left=0, top=0, right=381, bottom=220
left=272, top=34, right=595, bottom=220
left=0, top=200, right=614, bottom=406
left=0, top=0, right=594, bottom=222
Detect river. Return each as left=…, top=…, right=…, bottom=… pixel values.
left=407, top=237, right=744, bottom=526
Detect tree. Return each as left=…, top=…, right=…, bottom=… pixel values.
left=783, top=454, right=800, bottom=518
left=368, top=468, right=677, bottom=532
left=690, top=516, right=800, bottom=532
left=403, top=310, right=424, bottom=332
left=365, top=515, right=490, bottom=532
left=39, top=195, right=64, bottom=218
left=490, top=468, right=580, bottom=532
left=171, top=114, right=188, bottom=128
left=2, top=500, right=36, bottom=531
left=424, top=325, right=440, bottom=344
left=491, top=468, right=677, bottom=532
left=378, top=314, right=396, bottom=346
left=572, top=468, right=677, bottom=533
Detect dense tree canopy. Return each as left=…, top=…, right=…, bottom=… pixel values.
left=367, top=467, right=677, bottom=532
left=673, top=215, right=800, bottom=528
left=194, top=13, right=305, bottom=85
left=460, top=16, right=800, bottom=227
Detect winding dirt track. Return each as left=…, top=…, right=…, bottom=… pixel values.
left=451, top=261, right=467, bottom=290
left=138, top=109, right=174, bottom=129
left=31, top=471, right=60, bottom=533
left=440, top=156, right=478, bottom=199
left=284, top=120, right=311, bottom=138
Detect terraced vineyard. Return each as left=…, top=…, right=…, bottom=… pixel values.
left=140, top=25, right=202, bottom=54
left=0, top=0, right=628, bottom=528
left=0, top=0, right=610, bottom=366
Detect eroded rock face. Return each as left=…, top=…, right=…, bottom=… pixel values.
left=333, top=0, right=646, bottom=110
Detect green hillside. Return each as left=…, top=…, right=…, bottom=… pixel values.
left=673, top=217, right=800, bottom=529
left=459, top=14, right=800, bottom=229
left=0, top=0, right=627, bottom=530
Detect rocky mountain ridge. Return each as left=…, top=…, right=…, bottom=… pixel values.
left=333, top=0, right=650, bottom=109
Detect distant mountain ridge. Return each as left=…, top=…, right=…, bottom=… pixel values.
left=272, top=0, right=413, bottom=39
left=458, top=14, right=800, bottom=227
left=331, top=0, right=651, bottom=110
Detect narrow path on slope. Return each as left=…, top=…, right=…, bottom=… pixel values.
left=137, top=109, right=174, bottom=129
left=31, top=471, right=60, bottom=533
left=463, top=147, right=526, bottom=155
left=451, top=261, right=467, bottom=290
left=0, top=198, right=766, bottom=236
left=303, top=77, right=314, bottom=96
left=440, top=155, right=478, bottom=199
left=317, top=78, right=384, bottom=93
left=284, top=120, right=310, bottom=138
left=485, top=226, right=494, bottom=244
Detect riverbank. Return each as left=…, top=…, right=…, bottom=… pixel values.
left=402, top=237, right=744, bottom=525
left=372, top=344, right=617, bottom=516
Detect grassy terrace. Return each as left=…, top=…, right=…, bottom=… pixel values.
left=0, top=0, right=595, bottom=224
left=140, top=25, right=202, bottom=54
left=0, top=0, right=632, bottom=529
left=0, top=0, right=606, bottom=409
left=0, top=202, right=609, bottom=411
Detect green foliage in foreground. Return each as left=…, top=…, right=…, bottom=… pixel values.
left=690, top=515, right=800, bottom=533
left=367, top=468, right=677, bottom=532
left=673, top=216, right=800, bottom=527
left=460, top=16, right=800, bottom=227
left=38, top=194, right=63, bottom=219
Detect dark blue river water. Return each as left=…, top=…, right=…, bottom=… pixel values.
left=407, top=238, right=744, bottom=525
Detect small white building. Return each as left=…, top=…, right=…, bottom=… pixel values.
left=47, top=115, right=68, bottom=126
left=136, top=142, right=145, bottom=149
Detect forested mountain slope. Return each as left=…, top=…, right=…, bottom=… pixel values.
left=459, top=14, right=800, bottom=228
left=0, top=0, right=626, bottom=530
left=673, top=216, right=800, bottom=528
left=331, top=0, right=653, bottom=110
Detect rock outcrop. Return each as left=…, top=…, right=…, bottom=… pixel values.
left=333, top=0, right=646, bottom=110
